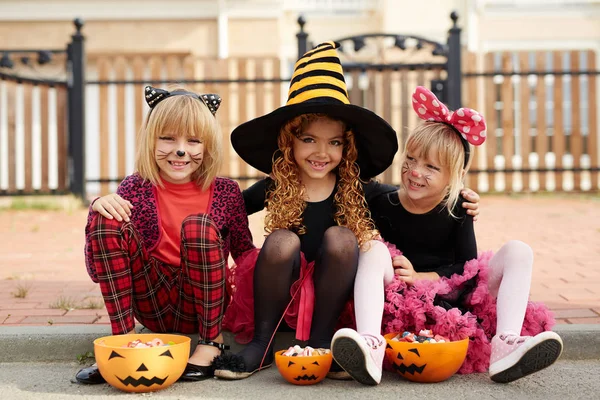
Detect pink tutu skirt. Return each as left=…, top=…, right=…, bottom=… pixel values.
left=382, top=243, right=556, bottom=374
left=224, top=248, right=356, bottom=344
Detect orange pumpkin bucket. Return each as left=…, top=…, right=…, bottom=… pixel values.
left=94, top=333, right=190, bottom=393
left=384, top=332, right=468, bottom=383
left=275, top=348, right=333, bottom=385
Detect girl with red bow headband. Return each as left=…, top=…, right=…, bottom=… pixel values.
left=330, top=87, right=563, bottom=385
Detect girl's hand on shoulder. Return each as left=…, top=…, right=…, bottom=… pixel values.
left=392, top=255, right=418, bottom=286
left=92, top=193, right=133, bottom=222
left=461, top=188, right=480, bottom=221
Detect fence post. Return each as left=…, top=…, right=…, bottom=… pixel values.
left=447, top=11, right=462, bottom=109
left=297, top=15, right=308, bottom=59
left=67, top=18, right=86, bottom=201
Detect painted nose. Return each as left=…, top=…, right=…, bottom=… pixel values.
left=411, top=169, right=421, bottom=177
left=176, top=150, right=185, bottom=157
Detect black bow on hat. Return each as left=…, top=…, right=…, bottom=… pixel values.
left=144, top=86, right=222, bottom=116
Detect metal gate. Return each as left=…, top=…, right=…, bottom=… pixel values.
left=296, top=12, right=462, bottom=184
left=0, top=19, right=86, bottom=199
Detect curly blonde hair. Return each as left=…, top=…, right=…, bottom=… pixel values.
left=264, top=113, right=376, bottom=247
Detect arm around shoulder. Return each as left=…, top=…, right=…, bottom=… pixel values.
left=226, top=179, right=256, bottom=260
left=242, top=177, right=270, bottom=216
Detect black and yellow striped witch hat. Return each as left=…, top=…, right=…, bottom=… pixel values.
left=231, top=41, right=398, bottom=179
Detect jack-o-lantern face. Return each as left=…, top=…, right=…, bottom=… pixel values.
left=391, top=346, right=427, bottom=375
left=275, top=351, right=333, bottom=385
left=384, top=333, right=469, bottom=383
left=94, top=334, right=190, bottom=393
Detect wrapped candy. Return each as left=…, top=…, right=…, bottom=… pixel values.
left=123, top=338, right=173, bottom=348
left=282, top=345, right=330, bottom=357
left=391, top=331, right=450, bottom=343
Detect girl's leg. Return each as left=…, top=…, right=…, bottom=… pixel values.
left=332, top=240, right=393, bottom=385
left=179, top=214, right=227, bottom=368
left=308, top=226, right=359, bottom=349
left=488, top=240, right=534, bottom=335
left=90, top=215, right=170, bottom=335
left=215, top=229, right=300, bottom=378
left=488, top=240, right=563, bottom=383
left=77, top=215, right=169, bottom=384
left=307, top=226, right=358, bottom=381
left=354, top=240, right=395, bottom=334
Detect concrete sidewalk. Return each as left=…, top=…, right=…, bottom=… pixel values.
left=1, top=360, right=598, bottom=400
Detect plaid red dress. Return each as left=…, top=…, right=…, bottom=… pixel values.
left=84, top=175, right=255, bottom=339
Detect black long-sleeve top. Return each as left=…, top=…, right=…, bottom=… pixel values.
left=243, top=178, right=336, bottom=262
left=365, top=181, right=477, bottom=278
left=243, top=178, right=476, bottom=277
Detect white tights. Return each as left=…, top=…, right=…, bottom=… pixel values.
left=354, top=240, right=534, bottom=337
left=487, top=240, right=533, bottom=335
left=354, top=241, right=394, bottom=335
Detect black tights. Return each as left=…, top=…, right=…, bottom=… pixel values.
left=235, top=226, right=359, bottom=370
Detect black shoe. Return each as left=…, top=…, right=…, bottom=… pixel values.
left=213, top=347, right=274, bottom=380
left=179, top=340, right=229, bottom=382
left=180, top=363, right=215, bottom=382
left=75, top=364, right=106, bottom=384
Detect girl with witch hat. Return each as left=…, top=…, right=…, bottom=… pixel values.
left=213, top=41, right=400, bottom=379
left=330, top=87, right=562, bottom=385
left=93, top=45, right=482, bottom=381
left=76, top=86, right=255, bottom=384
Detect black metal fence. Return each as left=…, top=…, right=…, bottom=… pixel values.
left=297, top=12, right=462, bottom=110
left=9, top=13, right=594, bottom=198
left=0, top=19, right=86, bottom=199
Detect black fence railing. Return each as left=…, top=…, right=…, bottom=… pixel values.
left=0, top=18, right=86, bottom=199
left=1, top=13, right=466, bottom=198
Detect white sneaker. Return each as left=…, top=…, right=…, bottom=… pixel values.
left=331, top=328, right=385, bottom=385
left=489, top=331, right=563, bottom=383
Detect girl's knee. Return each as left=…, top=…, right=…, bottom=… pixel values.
left=358, top=240, right=394, bottom=281
left=264, top=229, right=300, bottom=248
left=362, top=240, right=389, bottom=255
left=320, top=227, right=359, bottom=275
left=182, top=214, right=220, bottom=243
left=261, top=229, right=301, bottom=261
left=323, top=226, right=358, bottom=251
left=94, top=214, right=124, bottom=229
left=91, top=215, right=133, bottom=240
left=501, top=240, right=533, bottom=262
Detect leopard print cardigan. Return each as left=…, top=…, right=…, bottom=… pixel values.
left=84, top=174, right=255, bottom=282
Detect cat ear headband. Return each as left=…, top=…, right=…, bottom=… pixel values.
left=411, top=86, right=486, bottom=167
left=144, top=85, right=222, bottom=116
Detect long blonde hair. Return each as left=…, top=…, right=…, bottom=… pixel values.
left=401, top=121, right=471, bottom=217
left=265, top=113, right=376, bottom=246
left=135, top=85, right=223, bottom=190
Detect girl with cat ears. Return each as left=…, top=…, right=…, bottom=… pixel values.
left=76, top=85, right=255, bottom=384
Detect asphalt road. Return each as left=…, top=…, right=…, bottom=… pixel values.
left=0, top=360, right=597, bottom=400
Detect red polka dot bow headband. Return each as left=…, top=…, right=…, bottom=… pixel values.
left=412, top=86, right=486, bottom=166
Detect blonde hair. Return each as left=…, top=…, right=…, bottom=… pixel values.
left=265, top=113, right=376, bottom=247
left=401, top=121, right=471, bottom=217
left=135, top=85, right=223, bottom=191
